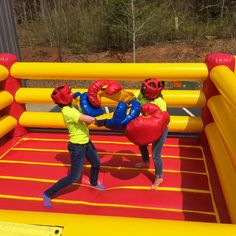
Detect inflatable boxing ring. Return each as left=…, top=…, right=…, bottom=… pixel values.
left=0, top=53, right=236, bottom=235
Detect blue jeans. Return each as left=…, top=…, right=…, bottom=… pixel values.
left=44, top=140, right=101, bottom=198
left=139, top=127, right=168, bottom=178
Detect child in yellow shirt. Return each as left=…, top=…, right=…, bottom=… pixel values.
left=43, top=84, right=105, bottom=208
left=135, top=79, right=168, bottom=189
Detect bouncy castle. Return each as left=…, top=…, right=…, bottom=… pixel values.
left=0, top=53, right=236, bottom=235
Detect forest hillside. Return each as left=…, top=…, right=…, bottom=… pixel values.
left=13, top=0, right=236, bottom=88
left=14, top=0, right=236, bottom=62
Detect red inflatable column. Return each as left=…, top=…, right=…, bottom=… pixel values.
left=201, top=53, right=235, bottom=141
left=0, top=54, right=27, bottom=137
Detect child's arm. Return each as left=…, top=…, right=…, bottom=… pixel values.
left=79, top=114, right=96, bottom=125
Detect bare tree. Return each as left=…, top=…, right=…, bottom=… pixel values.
left=40, top=0, right=79, bottom=61
left=131, top=0, right=136, bottom=62
left=106, top=0, right=158, bottom=63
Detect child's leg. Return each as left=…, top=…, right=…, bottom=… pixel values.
left=43, top=143, right=85, bottom=207
left=86, top=141, right=106, bottom=190
left=135, top=145, right=150, bottom=167
left=151, top=127, right=168, bottom=189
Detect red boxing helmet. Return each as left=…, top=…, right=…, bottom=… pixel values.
left=141, top=78, right=164, bottom=99
left=51, top=84, right=73, bottom=105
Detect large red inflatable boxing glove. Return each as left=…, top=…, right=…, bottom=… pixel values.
left=88, top=80, right=135, bottom=107
left=125, top=103, right=170, bottom=146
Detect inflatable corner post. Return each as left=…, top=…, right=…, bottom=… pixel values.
left=0, top=54, right=27, bottom=137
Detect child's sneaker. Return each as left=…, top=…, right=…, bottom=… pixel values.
left=91, top=184, right=106, bottom=191
left=42, top=193, right=52, bottom=208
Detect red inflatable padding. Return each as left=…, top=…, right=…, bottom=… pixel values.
left=88, top=80, right=122, bottom=107
left=205, top=53, right=235, bottom=72
left=125, top=103, right=170, bottom=145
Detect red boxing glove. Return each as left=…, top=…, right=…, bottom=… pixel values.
left=88, top=80, right=122, bottom=107
left=125, top=103, right=170, bottom=145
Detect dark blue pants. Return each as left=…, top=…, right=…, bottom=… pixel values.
left=44, top=140, right=101, bottom=198
left=139, top=127, right=168, bottom=178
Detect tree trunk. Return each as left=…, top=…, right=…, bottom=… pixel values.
left=131, top=0, right=136, bottom=63
left=221, top=0, right=225, bottom=19
left=39, top=0, right=46, bottom=22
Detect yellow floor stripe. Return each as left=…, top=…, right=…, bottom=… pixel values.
left=11, top=147, right=203, bottom=161
left=0, top=175, right=210, bottom=194
left=162, top=154, right=203, bottom=161
left=0, top=139, right=23, bottom=160
left=0, top=175, right=58, bottom=183
left=0, top=193, right=215, bottom=216
left=12, top=147, right=68, bottom=153
left=0, top=160, right=69, bottom=167
left=22, top=137, right=202, bottom=149
left=200, top=146, right=220, bottom=223
left=22, top=137, right=68, bottom=142
left=0, top=160, right=206, bottom=176
left=107, top=186, right=211, bottom=194
left=165, top=144, right=202, bottom=148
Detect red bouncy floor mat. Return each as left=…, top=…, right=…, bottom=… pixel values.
left=0, top=131, right=231, bottom=223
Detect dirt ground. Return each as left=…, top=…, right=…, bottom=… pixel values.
left=19, top=38, right=236, bottom=89
left=20, top=38, right=236, bottom=63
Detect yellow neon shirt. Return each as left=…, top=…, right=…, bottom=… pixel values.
left=61, top=105, right=89, bottom=144
left=134, top=91, right=167, bottom=111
